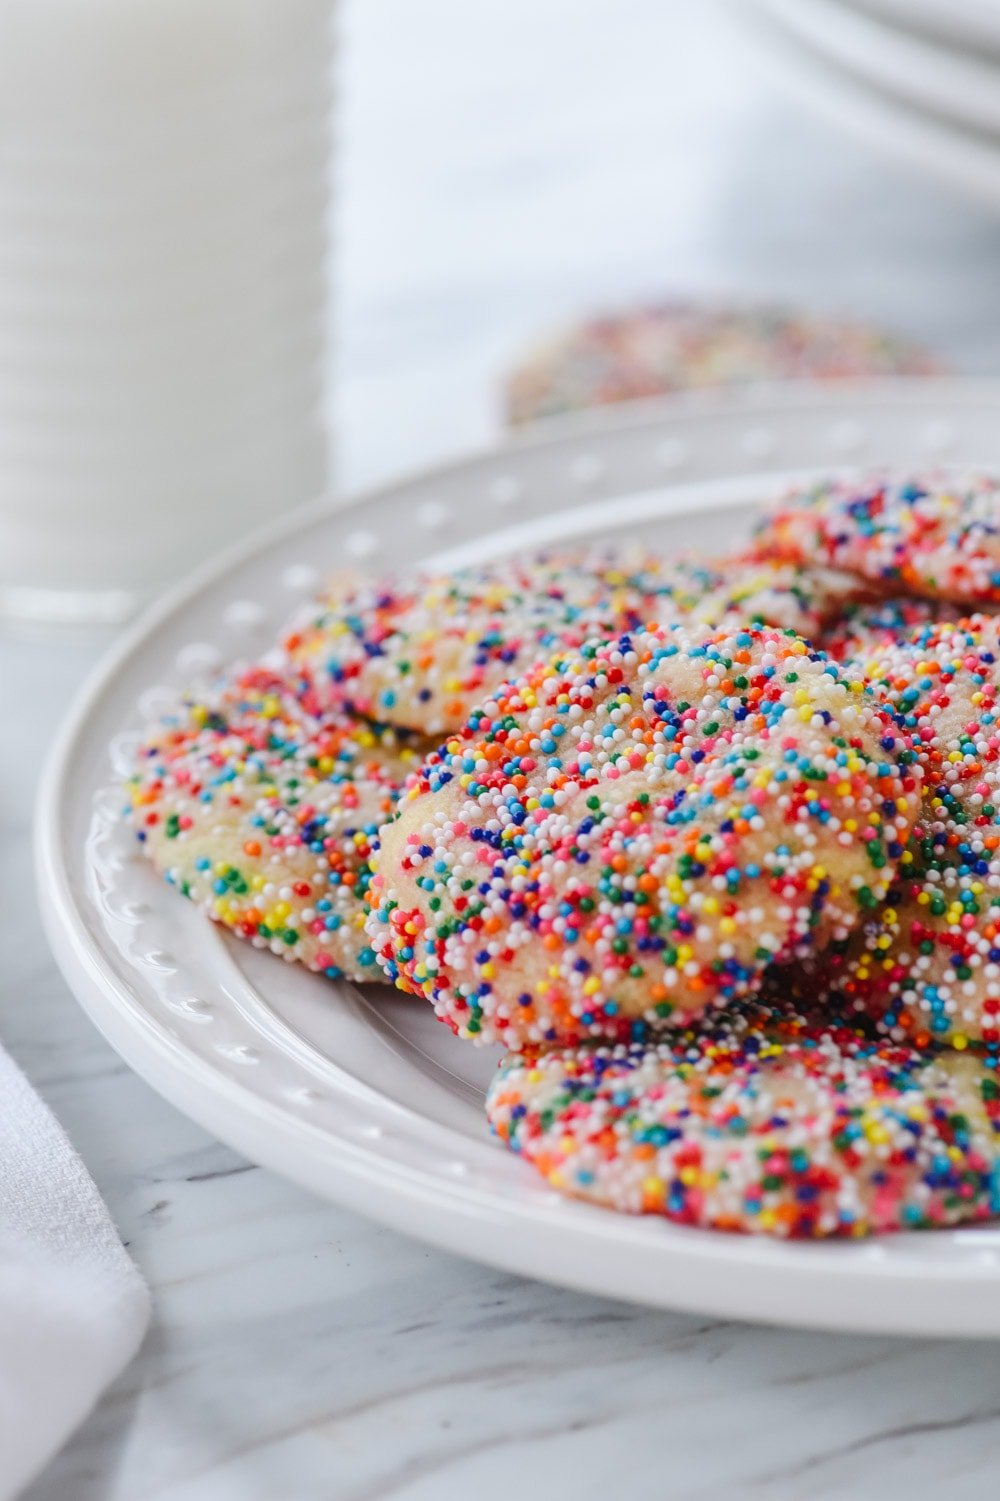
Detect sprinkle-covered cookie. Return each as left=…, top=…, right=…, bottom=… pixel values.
left=823, top=616, right=1000, bottom=1046
left=367, top=623, right=918, bottom=1047
left=282, top=549, right=698, bottom=738
left=505, top=302, right=941, bottom=426
left=127, top=665, right=429, bottom=981
left=486, top=1005, right=1000, bottom=1238
left=687, top=553, right=868, bottom=641
left=756, top=471, right=1000, bottom=607
left=821, top=595, right=963, bottom=665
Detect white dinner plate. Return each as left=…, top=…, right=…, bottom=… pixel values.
left=731, top=0, right=1000, bottom=207
left=747, top=0, right=1000, bottom=137
left=36, top=380, right=1000, bottom=1337
left=852, top=0, right=1000, bottom=63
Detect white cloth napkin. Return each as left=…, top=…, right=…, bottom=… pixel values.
left=0, top=1046, right=149, bottom=1500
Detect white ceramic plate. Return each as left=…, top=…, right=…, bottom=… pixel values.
left=749, top=0, right=1000, bottom=137
left=37, top=381, right=1000, bottom=1337
left=851, top=0, right=1000, bottom=63
left=731, top=0, right=1000, bottom=207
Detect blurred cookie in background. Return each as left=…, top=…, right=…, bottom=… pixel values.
left=505, top=301, right=944, bottom=426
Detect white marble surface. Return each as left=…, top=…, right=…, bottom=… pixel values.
left=9, top=2, right=1000, bottom=1497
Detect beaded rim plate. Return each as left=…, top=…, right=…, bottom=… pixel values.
left=36, top=380, right=1000, bottom=1337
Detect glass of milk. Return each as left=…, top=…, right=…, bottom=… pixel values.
left=0, top=0, right=334, bottom=625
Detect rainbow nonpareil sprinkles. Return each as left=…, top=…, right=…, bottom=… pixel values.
left=824, top=616, right=1000, bottom=1048
left=506, top=303, right=942, bottom=426
left=368, top=622, right=918, bottom=1047
left=486, top=1002, right=1000, bottom=1238
left=821, top=594, right=962, bottom=665
left=757, top=471, right=1000, bottom=607
left=282, top=547, right=869, bottom=740
left=127, top=664, right=428, bottom=980
left=282, top=549, right=696, bottom=738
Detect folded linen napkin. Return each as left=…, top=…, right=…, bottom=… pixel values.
left=0, top=1045, right=149, bottom=1499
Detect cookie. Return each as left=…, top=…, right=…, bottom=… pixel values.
left=687, top=553, right=867, bottom=641
left=820, top=595, right=963, bottom=665
left=127, top=665, right=429, bottom=981
left=486, top=1003, right=1000, bottom=1238
left=367, top=623, right=918, bottom=1047
left=506, top=302, right=941, bottom=426
left=756, top=471, right=1000, bottom=607
left=823, top=616, right=1000, bottom=1046
left=282, top=548, right=697, bottom=738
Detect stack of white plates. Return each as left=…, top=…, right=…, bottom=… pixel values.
left=732, top=0, right=1000, bottom=206
left=0, top=0, right=332, bottom=622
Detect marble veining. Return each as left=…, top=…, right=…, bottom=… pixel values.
left=10, top=0, right=1000, bottom=1495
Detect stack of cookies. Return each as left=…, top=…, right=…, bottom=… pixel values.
left=128, top=472, right=1000, bottom=1240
